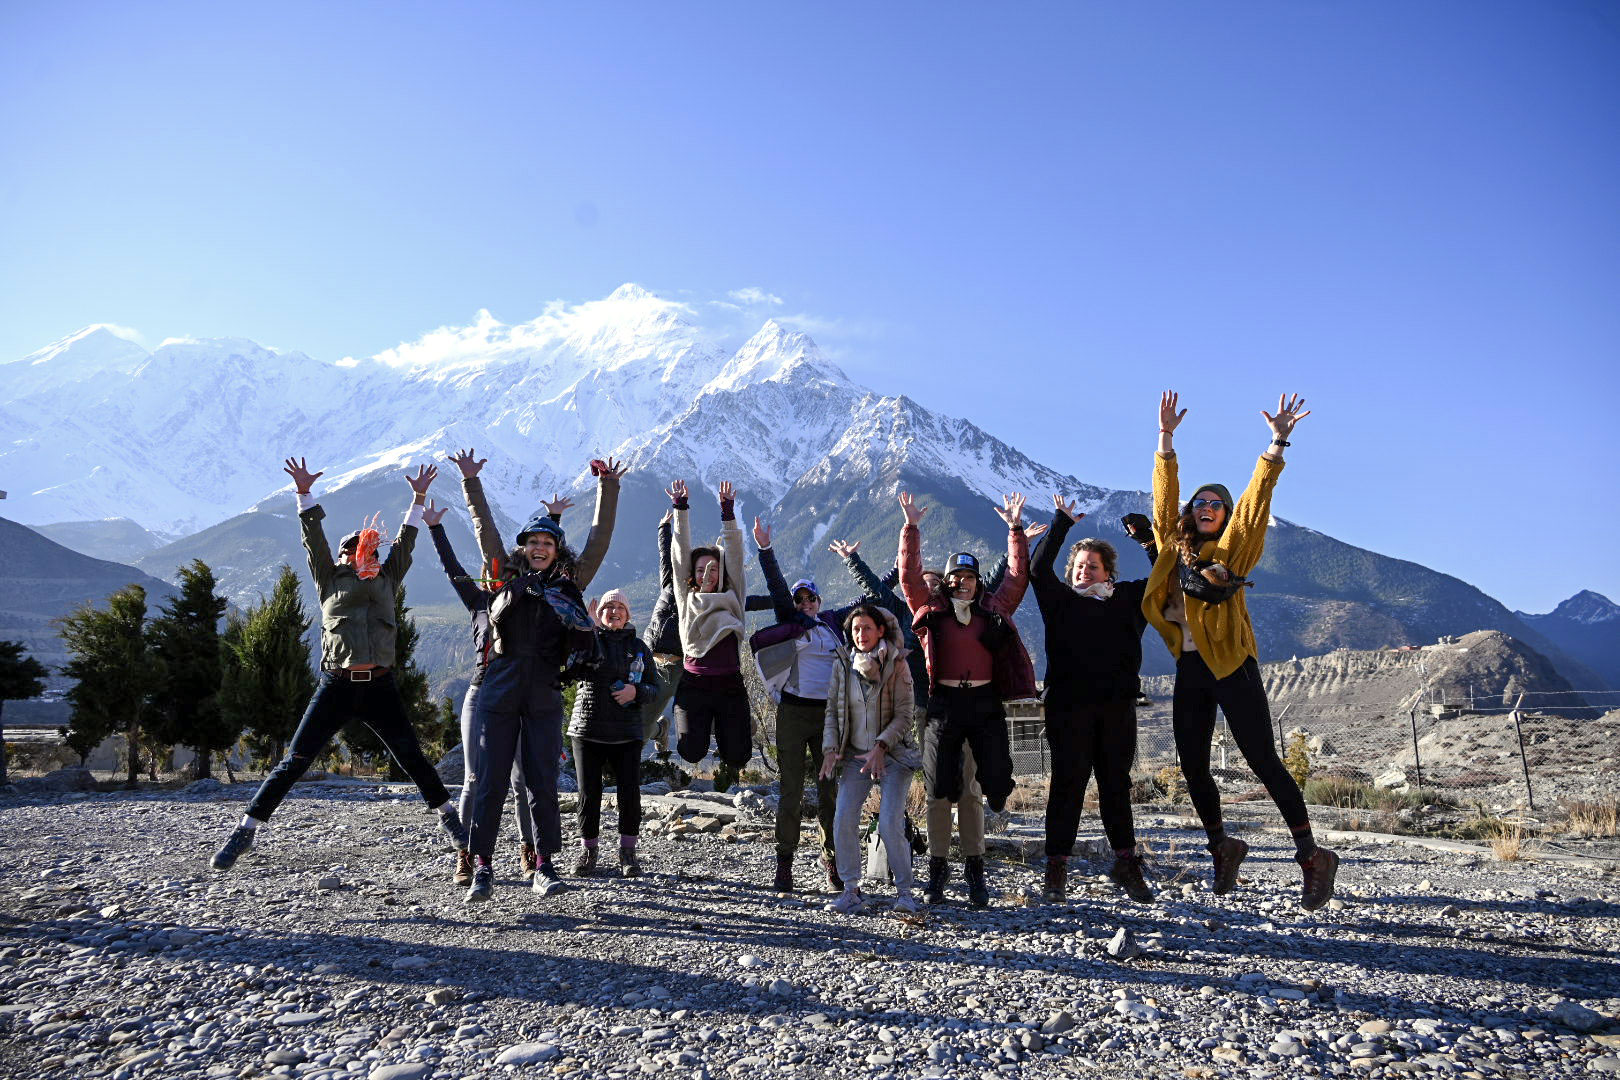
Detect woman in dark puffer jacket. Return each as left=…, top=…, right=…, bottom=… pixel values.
left=567, top=588, right=659, bottom=878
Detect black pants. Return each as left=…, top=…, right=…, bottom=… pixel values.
left=924, top=684, right=1014, bottom=810
left=1043, top=696, right=1138, bottom=857
left=247, top=671, right=448, bottom=821
left=1173, top=652, right=1309, bottom=834
left=675, top=673, right=752, bottom=768
left=470, top=656, right=564, bottom=860
left=572, top=737, right=643, bottom=840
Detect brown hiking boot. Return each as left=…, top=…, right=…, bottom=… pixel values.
left=1300, top=846, right=1339, bottom=911
left=1210, top=836, right=1248, bottom=895
left=1109, top=854, right=1154, bottom=903
left=619, top=846, right=642, bottom=877
left=1041, top=857, right=1067, bottom=902
left=453, top=848, right=474, bottom=888
left=520, top=843, right=538, bottom=878
left=772, top=855, right=793, bottom=892
left=574, top=845, right=599, bottom=877
left=821, top=855, right=843, bottom=892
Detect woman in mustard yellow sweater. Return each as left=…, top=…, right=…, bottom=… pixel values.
left=1142, top=391, right=1338, bottom=911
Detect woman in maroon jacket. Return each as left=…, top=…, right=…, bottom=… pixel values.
left=897, top=490, right=1036, bottom=908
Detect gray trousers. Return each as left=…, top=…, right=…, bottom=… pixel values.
left=833, top=761, right=916, bottom=892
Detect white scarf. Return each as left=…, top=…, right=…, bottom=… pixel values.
left=1075, top=581, right=1114, bottom=601
left=950, top=598, right=974, bottom=626
left=851, top=639, right=888, bottom=684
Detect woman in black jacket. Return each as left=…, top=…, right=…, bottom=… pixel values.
left=567, top=588, right=659, bottom=878
left=1031, top=497, right=1157, bottom=904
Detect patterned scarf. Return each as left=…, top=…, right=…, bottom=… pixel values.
left=352, top=513, right=386, bottom=580
left=1075, top=581, right=1115, bottom=601
left=851, top=639, right=888, bottom=684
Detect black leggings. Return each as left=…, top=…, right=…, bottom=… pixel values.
left=924, top=684, right=1014, bottom=810
left=1173, top=652, right=1309, bottom=835
left=572, top=738, right=643, bottom=840
left=1043, top=696, right=1138, bottom=857
left=674, top=673, right=752, bottom=768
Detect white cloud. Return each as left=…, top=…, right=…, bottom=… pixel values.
left=92, top=323, right=146, bottom=344
left=728, top=287, right=784, bottom=307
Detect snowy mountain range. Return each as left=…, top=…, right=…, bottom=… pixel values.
left=3, top=284, right=1611, bottom=692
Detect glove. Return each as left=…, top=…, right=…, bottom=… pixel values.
left=1120, top=513, right=1152, bottom=544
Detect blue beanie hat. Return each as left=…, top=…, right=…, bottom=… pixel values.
left=515, top=514, right=566, bottom=548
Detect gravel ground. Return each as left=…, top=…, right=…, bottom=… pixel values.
left=2, top=777, right=1618, bottom=1080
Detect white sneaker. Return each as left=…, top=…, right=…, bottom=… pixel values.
left=893, top=892, right=922, bottom=914
left=830, top=887, right=864, bottom=914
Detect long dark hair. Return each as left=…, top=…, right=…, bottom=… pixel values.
left=686, top=545, right=722, bottom=591
left=1175, top=502, right=1228, bottom=567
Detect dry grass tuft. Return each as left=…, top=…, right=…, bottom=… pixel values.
left=1563, top=797, right=1620, bottom=838
left=1491, top=823, right=1526, bottom=862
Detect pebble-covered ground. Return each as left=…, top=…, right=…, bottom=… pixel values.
left=2, top=777, right=1618, bottom=1080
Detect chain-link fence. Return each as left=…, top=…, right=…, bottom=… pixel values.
left=1007, top=686, right=1620, bottom=812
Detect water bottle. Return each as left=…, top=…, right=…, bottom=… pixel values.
left=628, top=653, right=644, bottom=685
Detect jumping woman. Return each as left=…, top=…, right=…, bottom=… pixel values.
left=1143, top=391, right=1338, bottom=910
left=211, top=458, right=467, bottom=871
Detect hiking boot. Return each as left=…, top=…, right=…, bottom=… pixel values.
left=1300, top=846, right=1340, bottom=912
left=211, top=824, right=256, bottom=872
left=821, top=855, right=843, bottom=892
left=619, top=846, right=642, bottom=877
left=453, top=848, right=474, bottom=888
left=772, top=855, right=793, bottom=893
left=533, top=861, right=567, bottom=897
left=1041, top=856, right=1067, bottom=902
left=1210, top=835, right=1249, bottom=896
left=965, top=855, right=990, bottom=909
left=830, top=887, right=864, bottom=915
left=924, top=856, right=949, bottom=904
left=464, top=863, right=493, bottom=903
left=1109, top=854, right=1154, bottom=903
left=520, top=843, right=538, bottom=878
left=438, top=806, right=469, bottom=849
left=574, top=846, right=599, bottom=877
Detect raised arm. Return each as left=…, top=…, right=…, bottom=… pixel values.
left=668, top=480, right=693, bottom=612
left=831, top=540, right=893, bottom=603
left=717, top=482, right=746, bottom=602
left=287, top=457, right=334, bottom=592
left=1153, top=391, right=1185, bottom=553
left=896, top=492, right=931, bottom=614
left=1033, top=497, right=1082, bottom=586
left=1224, top=394, right=1306, bottom=574
left=449, top=449, right=506, bottom=571
left=573, top=457, right=626, bottom=590
left=425, top=502, right=486, bottom=612
left=753, top=516, right=796, bottom=622
left=381, top=464, right=433, bottom=581
left=1121, top=513, right=1159, bottom=567
left=987, top=492, right=1029, bottom=614
left=657, top=510, right=674, bottom=596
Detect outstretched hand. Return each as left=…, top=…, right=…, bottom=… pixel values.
left=898, top=491, right=929, bottom=526
left=717, top=480, right=735, bottom=503
left=828, top=539, right=861, bottom=559
left=544, top=493, right=575, bottom=515
left=590, top=456, right=628, bottom=479
left=855, top=744, right=888, bottom=780
left=752, top=516, right=771, bottom=549
left=1160, top=390, right=1187, bottom=433
left=1024, top=521, right=1049, bottom=539
left=421, top=500, right=447, bottom=528
left=448, top=448, right=486, bottom=478
left=406, top=464, right=438, bottom=495
left=1052, top=494, right=1085, bottom=524
left=994, top=492, right=1027, bottom=528
left=1262, top=393, right=1310, bottom=440
left=667, top=479, right=688, bottom=504
left=283, top=457, right=322, bottom=494
left=818, top=749, right=840, bottom=781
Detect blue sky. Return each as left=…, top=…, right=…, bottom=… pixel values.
left=2, top=1, right=1617, bottom=612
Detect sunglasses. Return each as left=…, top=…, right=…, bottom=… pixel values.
left=1190, top=498, right=1226, bottom=511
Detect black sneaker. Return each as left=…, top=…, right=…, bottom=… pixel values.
left=439, top=807, right=469, bottom=849
left=464, top=863, right=493, bottom=903
left=211, top=825, right=256, bottom=872
left=533, top=861, right=567, bottom=897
